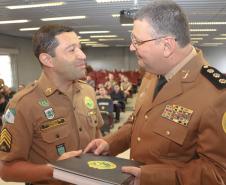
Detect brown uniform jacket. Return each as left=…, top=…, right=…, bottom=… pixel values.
left=0, top=73, right=103, bottom=185
left=105, top=50, right=226, bottom=185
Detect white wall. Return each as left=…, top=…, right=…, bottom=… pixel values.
left=201, top=47, right=226, bottom=73
left=84, top=47, right=138, bottom=71
left=0, top=34, right=41, bottom=89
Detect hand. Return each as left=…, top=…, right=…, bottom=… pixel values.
left=83, top=139, right=110, bottom=155
left=57, top=150, right=82, bottom=160
left=122, top=166, right=141, bottom=185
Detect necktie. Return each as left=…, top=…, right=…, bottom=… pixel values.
left=153, top=75, right=167, bottom=99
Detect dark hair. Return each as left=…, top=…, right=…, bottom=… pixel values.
left=135, top=0, right=190, bottom=47
left=32, top=24, right=75, bottom=59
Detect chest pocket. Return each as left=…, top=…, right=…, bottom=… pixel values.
left=150, top=118, right=189, bottom=159
left=77, top=109, right=98, bottom=128
left=40, top=118, right=70, bottom=143
left=153, top=119, right=188, bottom=146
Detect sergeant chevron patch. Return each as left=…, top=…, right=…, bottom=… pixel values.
left=0, top=128, right=12, bottom=152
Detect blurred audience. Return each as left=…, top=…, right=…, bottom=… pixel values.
left=110, top=84, right=125, bottom=122
left=86, top=75, right=95, bottom=89
left=97, top=87, right=114, bottom=135
left=104, top=73, right=117, bottom=93
left=120, top=76, right=132, bottom=99
left=18, top=84, right=26, bottom=91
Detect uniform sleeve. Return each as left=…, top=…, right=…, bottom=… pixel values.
left=139, top=92, right=226, bottom=185
left=104, top=114, right=134, bottom=156
left=0, top=100, right=33, bottom=161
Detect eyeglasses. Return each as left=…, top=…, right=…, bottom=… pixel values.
left=130, top=33, right=175, bottom=48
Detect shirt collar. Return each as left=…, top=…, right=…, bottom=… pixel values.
left=165, top=47, right=197, bottom=81
left=38, top=72, right=82, bottom=97
left=38, top=72, right=58, bottom=96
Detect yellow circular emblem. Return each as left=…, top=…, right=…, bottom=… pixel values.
left=222, top=112, right=226, bottom=134
left=88, top=161, right=116, bottom=170
left=84, top=96, right=94, bottom=109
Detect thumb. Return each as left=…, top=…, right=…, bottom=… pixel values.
left=121, top=166, right=140, bottom=177
left=58, top=150, right=82, bottom=160
left=69, top=150, right=83, bottom=157
left=94, top=143, right=106, bottom=155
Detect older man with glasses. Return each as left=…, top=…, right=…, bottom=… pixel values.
left=85, top=0, right=226, bottom=185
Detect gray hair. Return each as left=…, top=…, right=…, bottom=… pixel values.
left=135, top=0, right=190, bottom=47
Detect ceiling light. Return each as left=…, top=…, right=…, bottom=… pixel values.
left=112, top=14, right=120, bottom=17
left=41, top=16, right=86, bottom=21
left=19, top=27, right=40, bottom=31
left=0, top=20, right=29, bottom=24
left=213, top=38, right=226, bottom=40
left=79, top=31, right=110, bottom=34
left=98, top=38, right=124, bottom=41
left=189, top=22, right=226, bottom=25
left=190, top=34, right=209, bottom=37
left=81, top=41, right=98, bottom=44
left=79, top=39, right=90, bottom=42
left=121, top=24, right=133, bottom=26
left=220, top=34, right=226, bottom=36
left=90, top=35, right=117, bottom=38
left=191, top=38, right=203, bottom=40
left=190, top=29, right=217, bottom=32
left=191, top=41, right=199, bottom=44
left=200, top=43, right=224, bottom=46
left=6, top=2, right=64, bottom=9
left=96, top=0, right=130, bottom=3
left=92, top=45, right=109, bottom=47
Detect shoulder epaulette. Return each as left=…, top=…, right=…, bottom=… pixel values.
left=78, top=80, right=87, bottom=84
left=10, top=81, right=38, bottom=107
left=201, top=65, right=226, bottom=89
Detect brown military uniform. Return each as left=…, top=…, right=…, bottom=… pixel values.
left=0, top=72, right=103, bottom=185
left=105, top=49, right=226, bottom=185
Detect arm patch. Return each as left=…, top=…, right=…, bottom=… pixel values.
left=201, top=65, right=226, bottom=89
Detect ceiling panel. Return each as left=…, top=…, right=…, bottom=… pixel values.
left=0, top=0, right=225, bottom=47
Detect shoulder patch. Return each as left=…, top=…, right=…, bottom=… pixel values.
left=201, top=65, right=226, bottom=89
left=10, top=81, right=38, bottom=107
left=78, top=80, right=87, bottom=84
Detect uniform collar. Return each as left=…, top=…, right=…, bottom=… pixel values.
left=165, top=46, right=197, bottom=81
left=179, top=48, right=208, bottom=82
left=38, top=73, right=82, bottom=96
left=38, top=72, right=58, bottom=96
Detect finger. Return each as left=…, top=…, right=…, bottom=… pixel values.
left=58, top=150, right=82, bottom=160
left=94, top=143, right=106, bottom=155
left=84, top=141, right=96, bottom=153
left=121, top=166, right=140, bottom=177
left=68, top=150, right=83, bottom=157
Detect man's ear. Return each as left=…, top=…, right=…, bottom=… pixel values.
left=163, top=37, right=176, bottom=58
left=39, top=53, right=54, bottom=67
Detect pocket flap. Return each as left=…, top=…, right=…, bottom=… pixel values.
left=41, top=124, right=70, bottom=143
left=153, top=120, right=188, bottom=145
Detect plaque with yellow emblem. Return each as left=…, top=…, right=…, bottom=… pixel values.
left=51, top=153, right=142, bottom=185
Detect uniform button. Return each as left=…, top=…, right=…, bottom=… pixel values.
left=166, top=130, right=170, bottom=136
left=137, top=137, right=141, bottom=142
left=145, top=115, right=148, bottom=120
left=56, top=134, right=60, bottom=138
left=79, top=128, right=82, bottom=132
